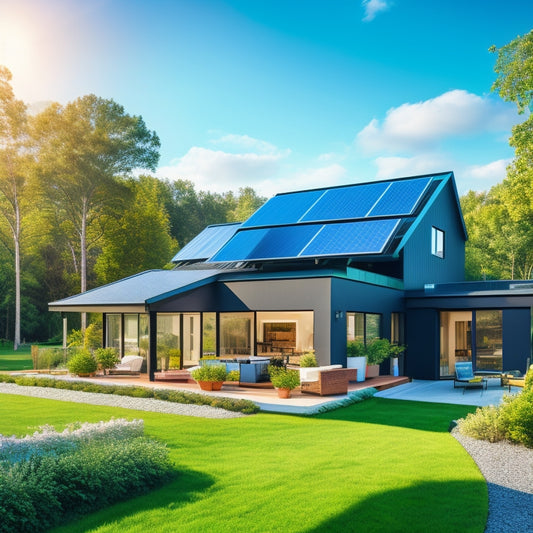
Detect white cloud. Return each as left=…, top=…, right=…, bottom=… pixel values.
left=210, top=133, right=280, bottom=154
left=156, top=146, right=287, bottom=195
left=373, top=154, right=451, bottom=180
left=276, top=164, right=348, bottom=193
left=356, top=90, right=518, bottom=155
left=459, top=159, right=510, bottom=193
left=362, top=0, right=392, bottom=22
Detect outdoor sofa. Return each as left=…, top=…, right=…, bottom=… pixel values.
left=300, top=365, right=357, bottom=396
left=108, top=355, right=143, bottom=375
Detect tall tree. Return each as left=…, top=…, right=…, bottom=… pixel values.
left=32, top=95, right=160, bottom=328
left=490, top=31, right=533, bottom=224
left=227, top=187, right=266, bottom=222
left=0, top=66, right=29, bottom=349
left=95, top=175, right=176, bottom=284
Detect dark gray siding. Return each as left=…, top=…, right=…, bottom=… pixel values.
left=503, top=308, right=532, bottom=372
left=405, top=308, right=440, bottom=379
left=403, top=182, right=465, bottom=290
left=330, top=277, right=404, bottom=367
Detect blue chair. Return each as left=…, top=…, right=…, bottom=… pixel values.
left=454, top=362, right=487, bottom=393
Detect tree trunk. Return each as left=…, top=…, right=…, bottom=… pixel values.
left=80, top=197, right=88, bottom=332
left=13, top=200, right=20, bottom=350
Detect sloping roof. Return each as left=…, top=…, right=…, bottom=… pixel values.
left=171, top=222, right=241, bottom=264
left=49, top=269, right=222, bottom=312
left=209, top=172, right=465, bottom=263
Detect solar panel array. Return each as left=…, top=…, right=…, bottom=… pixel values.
left=210, top=219, right=401, bottom=262
left=171, top=223, right=241, bottom=263
left=207, top=174, right=447, bottom=263
left=241, top=176, right=432, bottom=229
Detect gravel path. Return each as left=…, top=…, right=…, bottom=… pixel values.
left=452, top=430, right=532, bottom=533
left=0, top=383, right=245, bottom=418
left=1, top=383, right=531, bottom=532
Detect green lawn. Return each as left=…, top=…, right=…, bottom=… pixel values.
left=0, top=345, right=33, bottom=371
left=0, top=394, right=486, bottom=533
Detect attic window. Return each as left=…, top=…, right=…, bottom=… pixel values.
left=431, top=227, right=444, bottom=258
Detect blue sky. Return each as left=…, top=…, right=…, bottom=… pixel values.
left=0, top=0, right=531, bottom=198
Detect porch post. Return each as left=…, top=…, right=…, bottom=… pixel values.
left=149, top=311, right=157, bottom=381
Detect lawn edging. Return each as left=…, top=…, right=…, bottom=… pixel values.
left=0, top=373, right=260, bottom=415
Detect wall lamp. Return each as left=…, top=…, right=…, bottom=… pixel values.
left=335, top=311, right=344, bottom=319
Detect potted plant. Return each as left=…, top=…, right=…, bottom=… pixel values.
left=269, top=366, right=300, bottom=398
left=389, top=343, right=406, bottom=376
left=67, top=349, right=98, bottom=377
left=95, top=347, right=120, bottom=375
left=168, top=349, right=181, bottom=371
left=365, top=338, right=392, bottom=378
left=346, top=340, right=367, bottom=382
left=190, top=364, right=227, bottom=391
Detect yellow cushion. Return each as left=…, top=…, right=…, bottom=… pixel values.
left=468, top=377, right=483, bottom=383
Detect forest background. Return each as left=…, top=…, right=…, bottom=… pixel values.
left=0, top=31, right=532, bottom=347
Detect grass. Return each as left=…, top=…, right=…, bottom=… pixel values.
left=0, top=393, right=486, bottom=533
left=0, top=344, right=33, bottom=371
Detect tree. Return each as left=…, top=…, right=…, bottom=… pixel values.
left=32, top=95, right=160, bottom=329
left=227, top=187, right=266, bottom=222
left=95, top=175, right=176, bottom=284
left=0, top=66, right=30, bottom=349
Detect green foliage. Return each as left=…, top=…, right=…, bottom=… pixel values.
left=299, top=351, right=318, bottom=367
left=83, top=322, right=102, bottom=350
left=167, top=349, right=181, bottom=370
left=365, top=338, right=392, bottom=365
left=0, top=422, right=174, bottom=533
left=67, top=329, right=83, bottom=348
left=268, top=366, right=300, bottom=390
left=66, top=349, right=97, bottom=375
left=226, top=370, right=240, bottom=381
left=191, top=364, right=227, bottom=382
left=36, top=347, right=66, bottom=370
left=459, top=365, right=533, bottom=447
left=346, top=340, right=366, bottom=357
left=94, top=347, right=120, bottom=374
left=0, top=373, right=259, bottom=413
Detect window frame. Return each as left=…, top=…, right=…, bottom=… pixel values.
left=431, top=226, right=445, bottom=258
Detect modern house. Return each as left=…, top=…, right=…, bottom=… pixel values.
left=49, top=171, right=533, bottom=381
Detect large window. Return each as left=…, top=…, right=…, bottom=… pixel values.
left=432, top=227, right=445, bottom=258
left=106, top=314, right=121, bottom=352
left=347, top=312, right=381, bottom=344
left=256, top=312, right=314, bottom=355
left=475, top=310, right=502, bottom=371
left=439, top=310, right=502, bottom=377
left=202, top=313, right=217, bottom=357
left=157, top=314, right=180, bottom=370
left=220, top=313, right=254, bottom=356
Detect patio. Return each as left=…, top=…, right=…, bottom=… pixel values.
left=46, top=372, right=516, bottom=414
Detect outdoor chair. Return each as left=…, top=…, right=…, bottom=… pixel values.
left=108, top=355, right=143, bottom=375
left=502, top=360, right=531, bottom=392
left=453, top=362, right=487, bottom=393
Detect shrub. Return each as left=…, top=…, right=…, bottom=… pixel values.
left=501, top=389, right=533, bottom=447
left=36, top=348, right=66, bottom=370
left=0, top=373, right=259, bottom=415
left=227, top=370, right=240, bottom=381
left=168, top=349, right=181, bottom=369
left=83, top=322, right=103, bottom=350
left=0, top=420, right=173, bottom=533
left=268, top=366, right=300, bottom=390
left=300, top=351, right=318, bottom=367
left=457, top=404, right=508, bottom=443
left=191, top=364, right=227, bottom=382
left=66, top=349, right=97, bottom=375
left=94, top=347, right=120, bottom=374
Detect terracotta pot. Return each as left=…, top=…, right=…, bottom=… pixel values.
left=366, top=364, right=380, bottom=378
left=276, top=387, right=292, bottom=398
left=197, top=381, right=223, bottom=391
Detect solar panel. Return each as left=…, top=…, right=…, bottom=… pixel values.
left=247, top=225, right=320, bottom=260
left=301, top=219, right=400, bottom=257
left=368, top=177, right=431, bottom=217
left=240, top=189, right=325, bottom=228
left=300, top=182, right=389, bottom=222
left=171, top=223, right=241, bottom=262
left=209, top=228, right=269, bottom=262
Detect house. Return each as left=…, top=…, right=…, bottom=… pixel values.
left=49, top=171, right=533, bottom=381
